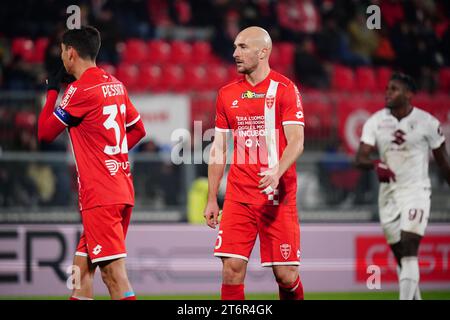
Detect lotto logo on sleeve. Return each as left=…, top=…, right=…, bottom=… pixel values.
left=355, top=235, right=450, bottom=282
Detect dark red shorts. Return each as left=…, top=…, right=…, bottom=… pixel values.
left=75, top=204, right=132, bottom=264
left=213, top=200, right=300, bottom=266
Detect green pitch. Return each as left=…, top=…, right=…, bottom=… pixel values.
left=1, top=291, right=450, bottom=300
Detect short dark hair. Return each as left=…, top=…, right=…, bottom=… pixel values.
left=390, top=72, right=417, bottom=93
left=62, top=26, right=101, bottom=61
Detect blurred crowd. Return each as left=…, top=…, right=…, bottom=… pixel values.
left=0, top=0, right=449, bottom=91
left=0, top=0, right=449, bottom=210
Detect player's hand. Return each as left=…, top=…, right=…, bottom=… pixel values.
left=203, top=200, right=221, bottom=229
left=46, top=66, right=67, bottom=92
left=373, top=160, right=396, bottom=183
left=258, top=166, right=280, bottom=194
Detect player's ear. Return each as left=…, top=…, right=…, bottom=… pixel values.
left=67, top=46, right=77, bottom=61
left=259, top=47, right=268, bottom=60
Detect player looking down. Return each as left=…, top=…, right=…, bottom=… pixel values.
left=204, top=26, right=305, bottom=300
left=38, top=26, right=146, bottom=300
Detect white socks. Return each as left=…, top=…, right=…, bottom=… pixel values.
left=399, top=257, right=420, bottom=300
left=414, top=285, right=422, bottom=300
left=396, top=266, right=421, bottom=300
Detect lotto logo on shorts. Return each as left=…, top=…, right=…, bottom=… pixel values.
left=280, top=243, right=291, bottom=260
left=92, top=244, right=102, bottom=256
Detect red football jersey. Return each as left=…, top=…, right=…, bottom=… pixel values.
left=215, top=69, right=305, bottom=206
left=53, top=67, right=140, bottom=211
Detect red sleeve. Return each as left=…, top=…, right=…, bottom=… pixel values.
left=124, top=93, right=141, bottom=128
left=126, top=118, right=146, bottom=150
left=280, top=83, right=305, bottom=126
left=58, top=84, right=93, bottom=119
left=214, top=90, right=230, bottom=131
left=37, top=90, right=67, bottom=143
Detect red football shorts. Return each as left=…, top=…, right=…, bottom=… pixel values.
left=75, top=204, right=132, bottom=264
left=214, top=200, right=300, bottom=266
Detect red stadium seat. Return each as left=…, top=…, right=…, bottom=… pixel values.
left=183, top=65, right=207, bottom=91
left=332, top=65, right=355, bottom=91
left=226, top=64, right=240, bottom=83
left=11, top=37, right=34, bottom=62
left=135, top=63, right=163, bottom=92
left=429, top=94, right=450, bottom=124
left=170, top=41, right=192, bottom=64
left=355, top=67, right=377, bottom=92
left=270, top=45, right=281, bottom=66
left=303, top=99, right=333, bottom=139
left=438, top=68, right=450, bottom=92
left=98, top=63, right=117, bottom=77
left=14, top=110, right=36, bottom=131
left=411, top=92, right=433, bottom=113
left=160, top=65, right=185, bottom=92
left=121, top=39, right=147, bottom=64
left=191, top=41, right=213, bottom=63
left=147, top=40, right=171, bottom=64
left=146, top=65, right=164, bottom=92
left=32, top=37, right=49, bottom=63
left=272, top=63, right=292, bottom=79
left=277, top=42, right=295, bottom=66
left=190, top=94, right=215, bottom=127
left=414, top=93, right=448, bottom=120
left=206, top=64, right=229, bottom=91
left=116, top=63, right=139, bottom=91
left=375, top=67, right=392, bottom=92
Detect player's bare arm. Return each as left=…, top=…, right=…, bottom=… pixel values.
left=355, top=142, right=396, bottom=183
left=355, top=142, right=376, bottom=169
left=204, top=130, right=228, bottom=229
left=432, top=142, right=450, bottom=186
left=258, top=124, right=304, bottom=193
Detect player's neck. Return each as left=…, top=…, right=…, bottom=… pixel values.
left=73, top=61, right=97, bottom=80
left=391, top=104, right=413, bottom=120
left=245, top=64, right=270, bottom=87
